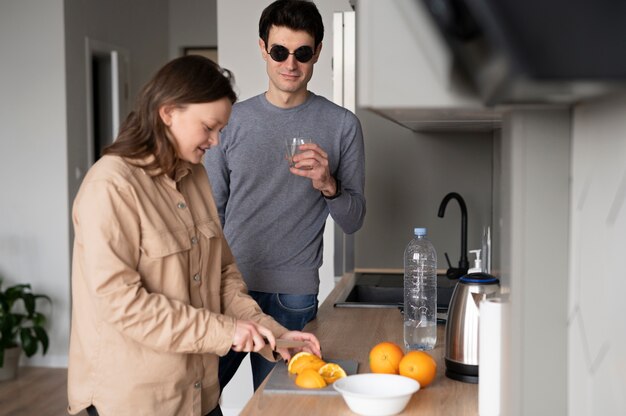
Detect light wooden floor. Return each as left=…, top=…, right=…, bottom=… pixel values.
left=0, top=366, right=87, bottom=416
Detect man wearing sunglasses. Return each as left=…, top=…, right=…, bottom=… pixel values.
left=205, top=0, right=365, bottom=392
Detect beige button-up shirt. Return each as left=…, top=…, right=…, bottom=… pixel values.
left=67, top=155, right=287, bottom=416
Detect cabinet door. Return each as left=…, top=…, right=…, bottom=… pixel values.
left=356, top=0, right=499, bottom=132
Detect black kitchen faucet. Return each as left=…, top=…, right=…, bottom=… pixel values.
left=438, top=192, right=469, bottom=279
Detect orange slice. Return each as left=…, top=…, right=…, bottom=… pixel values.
left=287, top=352, right=326, bottom=375
left=318, top=362, right=347, bottom=384
left=295, top=368, right=327, bottom=389
left=287, top=352, right=315, bottom=374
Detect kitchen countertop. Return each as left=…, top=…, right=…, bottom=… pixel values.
left=240, top=273, right=478, bottom=415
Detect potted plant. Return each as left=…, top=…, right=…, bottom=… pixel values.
left=0, top=277, right=51, bottom=381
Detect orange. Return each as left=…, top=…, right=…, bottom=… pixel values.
left=287, top=352, right=326, bottom=375
left=369, top=341, right=405, bottom=374
left=287, top=352, right=314, bottom=373
left=398, top=350, right=437, bottom=388
left=318, top=362, right=347, bottom=384
left=295, top=368, right=327, bottom=389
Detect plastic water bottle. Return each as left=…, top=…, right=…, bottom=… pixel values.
left=404, top=227, right=437, bottom=350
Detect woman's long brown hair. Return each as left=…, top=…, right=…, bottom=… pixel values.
left=103, top=55, right=237, bottom=177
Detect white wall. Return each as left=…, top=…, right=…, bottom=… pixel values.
left=169, top=0, right=217, bottom=58
left=0, top=0, right=69, bottom=367
left=355, top=108, right=494, bottom=271
left=0, top=0, right=170, bottom=368
left=217, top=1, right=353, bottom=413
left=65, top=0, right=170, bottom=209
left=569, top=93, right=626, bottom=415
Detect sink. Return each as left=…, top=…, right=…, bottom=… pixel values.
left=334, top=273, right=404, bottom=308
left=333, top=273, right=456, bottom=316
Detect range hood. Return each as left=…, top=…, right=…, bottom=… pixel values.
left=421, top=0, right=626, bottom=105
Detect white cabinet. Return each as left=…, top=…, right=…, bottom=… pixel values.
left=356, top=0, right=500, bottom=131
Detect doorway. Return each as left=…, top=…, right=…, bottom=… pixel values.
left=85, top=38, right=130, bottom=165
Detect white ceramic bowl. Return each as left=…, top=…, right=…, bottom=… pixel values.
left=333, top=373, right=420, bottom=416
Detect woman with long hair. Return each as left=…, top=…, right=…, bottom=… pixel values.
left=67, top=55, right=320, bottom=416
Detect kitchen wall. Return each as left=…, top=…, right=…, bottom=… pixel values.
left=499, top=108, right=571, bottom=415
left=355, top=108, right=495, bottom=271
left=168, top=0, right=217, bottom=58
left=569, top=93, right=626, bottom=415
left=497, top=93, right=626, bottom=416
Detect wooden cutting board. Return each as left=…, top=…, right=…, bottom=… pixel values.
left=263, top=358, right=359, bottom=395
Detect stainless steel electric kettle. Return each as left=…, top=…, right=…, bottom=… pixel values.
left=444, top=272, right=500, bottom=383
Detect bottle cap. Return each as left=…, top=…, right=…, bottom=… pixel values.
left=414, top=227, right=427, bottom=236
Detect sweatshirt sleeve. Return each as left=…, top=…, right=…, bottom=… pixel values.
left=325, top=110, right=366, bottom=234
left=204, top=133, right=231, bottom=227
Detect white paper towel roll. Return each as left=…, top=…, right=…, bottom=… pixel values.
left=479, top=297, right=510, bottom=416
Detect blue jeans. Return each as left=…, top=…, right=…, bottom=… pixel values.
left=218, top=291, right=318, bottom=391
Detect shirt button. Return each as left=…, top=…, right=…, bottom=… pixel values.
left=191, top=236, right=198, bottom=245
left=177, top=202, right=187, bottom=209
left=193, top=274, right=200, bottom=282
left=194, top=381, right=201, bottom=389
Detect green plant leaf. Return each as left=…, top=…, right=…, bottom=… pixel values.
left=6, top=285, right=30, bottom=304
left=32, top=312, right=46, bottom=327
left=23, top=293, right=35, bottom=315
left=33, top=326, right=49, bottom=354
left=0, top=296, right=9, bottom=313
left=20, top=328, right=37, bottom=357
left=11, top=313, right=26, bottom=329
left=0, top=282, right=51, bottom=356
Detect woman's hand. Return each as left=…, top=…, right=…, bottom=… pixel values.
left=275, top=331, right=322, bottom=362
left=231, top=320, right=276, bottom=353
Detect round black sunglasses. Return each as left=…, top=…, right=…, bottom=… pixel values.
left=266, top=45, right=315, bottom=63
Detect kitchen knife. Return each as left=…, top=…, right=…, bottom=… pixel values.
left=271, top=338, right=309, bottom=350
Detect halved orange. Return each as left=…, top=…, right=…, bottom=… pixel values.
left=287, top=352, right=313, bottom=372
left=318, top=362, right=347, bottom=384
left=287, top=352, right=326, bottom=375
left=295, top=368, right=327, bottom=389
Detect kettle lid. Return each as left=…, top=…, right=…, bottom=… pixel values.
left=459, top=272, right=499, bottom=284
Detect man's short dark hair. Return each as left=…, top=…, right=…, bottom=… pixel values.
left=259, top=0, right=324, bottom=48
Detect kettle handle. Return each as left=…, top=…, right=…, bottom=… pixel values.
left=472, top=290, right=500, bottom=313
left=471, top=292, right=486, bottom=310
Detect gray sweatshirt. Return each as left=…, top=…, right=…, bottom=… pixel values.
left=204, top=92, right=365, bottom=294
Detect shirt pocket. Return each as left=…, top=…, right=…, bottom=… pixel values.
left=140, top=229, right=192, bottom=258
left=196, top=219, right=221, bottom=241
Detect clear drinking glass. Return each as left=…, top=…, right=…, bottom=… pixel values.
left=285, top=137, right=312, bottom=168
